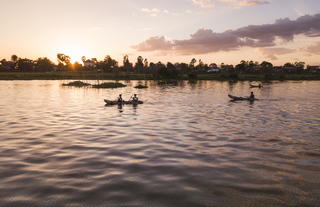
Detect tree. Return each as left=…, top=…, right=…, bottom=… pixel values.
left=294, top=62, right=305, bottom=70
left=189, top=58, right=197, bottom=69
left=260, top=61, right=273, bottom=68
left=235, top=60, right=249, bottom=71
left=196, top=59, right=205, bottom=71
left=11, top=55, right=18, bottom=62
left=81, top=56, right=87, bottom=64
left=98, top=55, right=118, bottom=72
left=209, top=63, right=218, bottom=68
left=123, top=55, right=133, bottom=71
left=35, top=57, right=54, bottom=72
left=283, top=62, right=295, bottom=68
left=72, top=61, right=82, bottom=71
left=144, top=59, right=149, bottom=68
left=16, top=58, right=34, bottom=72
left=135, top=56, right=144, bottom=72
left=57, top=53, right=71, bottom=66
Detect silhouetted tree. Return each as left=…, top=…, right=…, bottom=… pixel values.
left=98, top=55, right=118, bottom=72
left=17, top=58, right=34, bottom=72
left=57, top=53, right=71, bottom=67
left=11, top=55, right=18, bottom=62
left=189, top=58, right=197, bottom=69
left=260, top=61, right=273, bottom=68
left=196, top=59, right=205, bottom=71
left=81, top=56, right=87, bottom=64
left=283, top=62, right=295, bottom=68
left=123, top=55, right=133, bottom=71
left=72, top=61, right=83, bottom=71
left=294, top=62, right=305, bottom=70
left=235, top=60, right=248, bottom=72
left=144, top=59, right=149, bottom=69
left=209, top=63, right=218, bottom=68
left=135, top=56, right=144, bottom=72
left=35, top=57, right=54, bottom=72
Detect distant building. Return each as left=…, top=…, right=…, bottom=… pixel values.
left=307, top=65, right=320, bottom=73
left=207, top=67, right=220, bottom=73
left=0, top=60, right=15, bottom=70
left=83, top=60, right=96, bottom=68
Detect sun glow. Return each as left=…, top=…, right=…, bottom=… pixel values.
left=55, top=40, right=93, bottom=64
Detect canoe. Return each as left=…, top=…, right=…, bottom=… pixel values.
left=250, top=84, right=263, bottom=88
left=104, top=99, right=144, bottom=105
left=228, top=94, right=257, bottom=101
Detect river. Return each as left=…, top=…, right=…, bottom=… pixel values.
left=0, top=80, right=319, bottom=207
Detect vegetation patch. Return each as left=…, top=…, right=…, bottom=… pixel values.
left=134, top=84, right=148, bottom=89
left=62, top=81, right=91, bottom=87
left=158, top=80, right=179, bottom=85
left=92, top=82, right=127, bottom=88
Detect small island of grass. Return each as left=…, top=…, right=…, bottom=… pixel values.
left=62, top=81, right=91, bottom=87
left=134, top=84, right=148, bottom=89
left=158, top=80, right=179, bottom=85
left=92, top=82, right=127, bottom=88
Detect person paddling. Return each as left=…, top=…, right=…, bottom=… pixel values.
left=117, top=94, right=123, bottom=103
left=249, top=92, right=255, bottom=100
left=132, top=94, right=139, bottom=102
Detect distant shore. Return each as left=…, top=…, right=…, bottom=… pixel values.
left=0, top=72, right=320, bottom=81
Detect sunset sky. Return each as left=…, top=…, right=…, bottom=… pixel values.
left=0, top=0, right=320, bottom=65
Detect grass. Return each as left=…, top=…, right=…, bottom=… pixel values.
left=134, top=84, right=148, bottom=89
left=92, top=82, right=127, bottom=88
left=62, top=81, right=91, bottom=87
left=158, top=80, right=179, bottom=85
left=0, top=72, right=320, bottom=81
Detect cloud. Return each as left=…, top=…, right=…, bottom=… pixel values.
left=141, top=8, right=179, bottom=17
left=220, top=0, right=269, bottom=8
left=141, top=8, right=168, bottom=17
left=259, top=47, right=296, bottom=60
left=192, top=0, right=214, bottom=8
left=133, top=13, right=320, bottom=55
left=304, top=42, right=320, bottom=55
left=132, top=36, right=173, bottom=51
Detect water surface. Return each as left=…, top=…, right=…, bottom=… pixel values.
left=0, top=80, right=319, bottom=207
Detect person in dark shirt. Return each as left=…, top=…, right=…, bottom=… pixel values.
left=132, top=94, right=138, bottom=102
left=117, top=94, right=123, bottom=103
left=249, top=92, right=255, bottom=100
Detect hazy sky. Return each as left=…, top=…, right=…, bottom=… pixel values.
left=0, top=0, right=320, bottom=65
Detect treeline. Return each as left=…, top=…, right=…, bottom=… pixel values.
left=0, top=54, right=318, bottom=78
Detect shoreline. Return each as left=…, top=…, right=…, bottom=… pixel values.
left=0, top=72, right=320, bottom=81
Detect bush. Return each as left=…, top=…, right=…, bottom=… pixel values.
left=188, top=73, right=198, bottom=80
left=62, top=81, right=91, bottom=87
left=158, top=67, right=180, bottom=79
left=134, top=84, right=148, bottom=89
left=228, top=73, right=239, bottom=79
left=264, top=73, right=274, bottom=80
left=92, top=82, right=127, bottom=88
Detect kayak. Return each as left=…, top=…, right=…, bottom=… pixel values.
left=228, top=94, right=257, bottom=101
left=250, top=84, right=263, bottom=88
left=104, top=99, right=144, bottom=105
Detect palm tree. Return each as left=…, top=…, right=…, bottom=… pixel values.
left=11, top=55, right=18, bottom=62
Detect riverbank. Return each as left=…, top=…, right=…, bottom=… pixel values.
left=0, top=72, right=319, bottom=81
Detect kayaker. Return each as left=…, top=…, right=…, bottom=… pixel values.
left=132, top=94, right=138, bottom=102
left=117, top=94, right=123, bottom=103
left=249, top=92, right=255, bottom=100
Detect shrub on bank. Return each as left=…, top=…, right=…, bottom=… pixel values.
left=92, top=82, right=127, bottom=88
left=62, top=81, right=91, bottom=87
